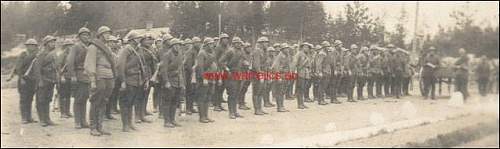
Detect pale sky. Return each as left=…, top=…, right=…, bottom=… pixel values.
left=323, top=1, right=499, bottom=40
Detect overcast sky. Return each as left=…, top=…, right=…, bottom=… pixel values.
left=323, top=1, right=499, bottom=39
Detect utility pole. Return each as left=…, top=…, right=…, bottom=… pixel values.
left=411, top=1, right=420, bottom=53
left=218, top=1, right=222, bottom=37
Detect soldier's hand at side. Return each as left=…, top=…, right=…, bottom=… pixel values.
left=120, top=82, right=126, bottom=91
left=71, top=77, right=77, bottom=83
left=165, top=82, right=171, bottom=89
left=61, top=77, right=66, bottom=83
left=90, top=82, right=97, bottom=94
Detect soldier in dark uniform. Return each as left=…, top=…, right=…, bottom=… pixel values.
left=116, top=31, right=143, bottom=132
left=356, top=46, right=369, bottom=100
left=67, top=27, right=92, bottom=129
left=6, top=39, right=40, bottom=124
left=421, top=47, right=439, bottom=100
left=213, top=34, right=230, bottom=111
left=56, top=39, right=74, bottom=118
left=84, top=26, right=117, bottom=136
left=219, top=37, right=246, bottom=119
left=263, top=46, right=278, bottom=107
left=315, top=42, right=332, bottom=105
left=238, top=42, right=252, bottom=110
left=366, top=45, right=378, bottom=99
left=135, top=34, right=155, bottom=123
left=311, top=45, right=322, bottom=103
left=33, top=35, right=58, bottom=127
left=271, top=43, right=291, bottom=112
left=401, top=49, right=412, bottom=96
left=475, top=55, right=491, bottom=97
left=183, top=37, right=200, bottom=115
left=160, top=38, right=186, bottom=127
left=303, top=45, right=314, bottom=103
left=381, top=47, right=393, bottom=97
left=390, top=47, right=405, bottom=99
left=153, top=34, right=173, bottom=118
left=285, top=44, right=296, bottom=100
left=252, top=37, right=271, bottom=115
left=454, top=48, right=470, bottom=101
left=342, top=45, right=356, bottom=102
left=105, top=35, right=121, bottom=119
left=293, top=42, right=313, bottom=109
left=370, top=46, right=384, bottom=98
left=331, top=40, right=344, bottom=103
left=194, top=37, right=217, bottom=123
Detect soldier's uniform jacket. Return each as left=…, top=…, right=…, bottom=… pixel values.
left=402, top=53, right=413, bottom=78
left=292, top=50, right=312, bottom=79
left=251, top=47, right=266, bottom=73
left=241, top=48, right=252, bottom=71
left=271, top=51, right=289, bottom=80
left=184, top=45, right=198, bottom=73
left=33, top=48, right=58, bottom=84
left=117, top=44, right=147, bottom=87
left=14, top=50, right=38, bottom=80
left=370, top=54, right=384, bottom=76
left=330, top=48, right=342, bottom=75
left=342, top=51, right=356, bottom=76
left=67, top=40, right=90, bottom=82
left=195, top=46, right=217, bottom=82
left=390, top=52, right=406, bottom=74
left=219, top=46, right=244, bottom=72
left=421, top=53, right=439, bottom=77
left=454, top=55, right=469, bottom=78
left=314, top=50, right=331, bottom=76
left=160, top=49, right=186, bottom=88
left=56, top=46, right=72, bottom=79
left=215, top=43, right=229, bottom=71
left=475, top=59, right=490, bottom=79
left=381, top=52, right=393, bottom=76
left=140, top=46, right=159, bottom=80
left=355, top=53, right=369, bottom=76
left=83, top=40, right=117, bottom=81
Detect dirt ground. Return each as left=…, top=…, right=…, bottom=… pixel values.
left=1, top=76, right=499, bottom=147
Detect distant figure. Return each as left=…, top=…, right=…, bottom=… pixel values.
left=454, top=48, right=470, bottom=101
left=475, top=55, right=490, bottom=96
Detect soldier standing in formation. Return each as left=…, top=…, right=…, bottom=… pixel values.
left=252, top=37, right=270, bottom=114
left=213, top=34, right=230, bottom=111
left=194, top=37, right=217, bottom=123
left=84, top=26, right=116, bottom=136
left=7, top=39, right=40, bottom=124
left=219, top=37, right=245, bottom=119
left=56, top=39, right=74, bottom=118
left=293, top=42, right=313, bottom=109
left=475, top=55, right=491, bottom=97
left=271, top=43, right=291, bottom=112
left=33, top=35, right=58, bottom=127
left=106, top=35, right=122, bottom=119
left=237, top=42, right=252, bottom=110
left=454, top=48, right=470, bottom=101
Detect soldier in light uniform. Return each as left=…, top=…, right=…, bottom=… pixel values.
left=366, top=45, right=377, bottom=99
left=331, top=40, right=344, bottom=103
left=194, top=37, right=217, bottom=123
left=271, top=43, right=291, bottom=112
left=6, top=39, right=40, bottom=124
left=381, top=46, right=393, bottom=97
left=105, top=35, right=121, bottom=119
left=83, top=26, right=117, bottom=136
left=33, top=35, right=58, bottom=127
left=315, top=42, right=332, bottom=105
left=56, top=39, right=74, bottom=118
left=311, top=45, right=322, bottom=103
left=160, top=38, right=186, bottom=127
left=116, top=31, right=143, bottom=132
left=219, top=37, right=246, bottom=119
left=342, top=45, right=356, bottom=102
left=293, top=42, right=314, bottom=109
left=263, top=45, right=278, bottom=107
left=370, top=46, right=384, bottom=98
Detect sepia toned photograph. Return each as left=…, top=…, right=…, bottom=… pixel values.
left=1, top=1, right=499, bottom=148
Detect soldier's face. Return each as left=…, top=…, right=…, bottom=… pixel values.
left=46, top=41, right=56, bottom=50
left=26, top=45, right=37, bottom=52
left=79, top=33, right=90, bottom=43
left=221, top=38, right=229, bottom=44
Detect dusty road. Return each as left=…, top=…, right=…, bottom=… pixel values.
left=1, top=79, right=499, bottom=147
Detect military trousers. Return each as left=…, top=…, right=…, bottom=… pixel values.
left=402, top=76, right=411, bottom=96
left=197, top=82, right=214, bottom=121
left=272, top=80, right=286, bottom=109
left=455, top=75, right=469, bottom=101
left=375, top=74, right=384, bottom=97
left=163, top=87, right=181, bottom=124
left=252, top=80, right=265, bottom=112
left=239, top=80, right=251, bottom=106
left=341, top=75, right=354, bottom=100
left=391, top=73, right=403, bottom=99
left=366, top=75, right=375, bottom=98
left=312, top=76, right=321, bottom=101
left=89, top=78, right=114, bottom=131
left=73, top=81, right=90, bottom=127
left=356, top=75, right=366, bottom=100
left=383, top=75, right=392, bottom=97
left=422, top=75, right=436, bottom=99
left=120, top=85, right=141, bottom=130
left=106, top=79, right=121, bottom=116
left=185, top=80, right=196, bottom=112
left=58, top=79, right=72, bottom=117
left=18, top=78, right=36, bottom=122
left=262, top=80, right=273, bottom=105
left=477, top=77, right=489, bottom=96
left=225, top=78, right=241, bottom=115
left=36, top=81, right=55, bottom=124
left=296, top=77, right=308, bottom=107
left=318, top=76, right=330, bottom=103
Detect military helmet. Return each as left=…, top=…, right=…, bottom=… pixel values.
left=350, top=44, right=358, bottom=50
left=42, top=35, right=56, bottom=45
left=220, top=33, right=229, bottom=39
left=24, top=38, right=38, bottom=45
left=281, top=43, right=290, bottom=49
left=78, top=27, right=91, bottom=35
left=170, top=38, right=182, bottom=46
left=231, top=37, right=243, bottom=44
left=192, top=37, right=202, bottom=43
left=333, top=40, right=342, bottom=46
left=97, top=26, right=112, bottom=36
left=213, top=37, right=219, bottom=41
left=267, top=47, right=278, bottom=52
left=203, top=37, right=214, bottom=44
left=141, top=33, right=154, bottom=42
left=257, top=36, right=269, bottom=43
left=429, top=46, right=436, bottom=51
left=360, top=46, right=369, bottom=52
left=315, top=45, right=322, bottom=50
left=300, top=42, right=313, bottom=48
left=321, top=41, right=331, bottom=47
left=162, top=34, right=173, bottom=41
left=62, top=39, right=74, bottom=46
left=184, top=38, right=193, bottom=44
left=127, top=31, right=142, bottom=41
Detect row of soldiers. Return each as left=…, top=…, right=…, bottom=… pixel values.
left=7, top=26, right=416, bottom=136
